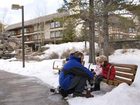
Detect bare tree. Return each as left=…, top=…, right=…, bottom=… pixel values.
left=0, top=8, right=8, bottom=32
left=33, top=1, right=47, bottom=51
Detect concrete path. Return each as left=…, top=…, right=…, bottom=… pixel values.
left=0, top=70, right=68, bottom=105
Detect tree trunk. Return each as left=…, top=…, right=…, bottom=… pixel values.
left=88, top=0, right=95, bottom=63
left=103, top=0, right=109, bottom=60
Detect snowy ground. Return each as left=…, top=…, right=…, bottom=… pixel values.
left=0, top=42, right=140, bottom=105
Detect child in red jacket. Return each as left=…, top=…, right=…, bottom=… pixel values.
left=92, top=55, right=116, bottom=91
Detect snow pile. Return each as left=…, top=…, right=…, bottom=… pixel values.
left=0, top=42, right=140, bottom=105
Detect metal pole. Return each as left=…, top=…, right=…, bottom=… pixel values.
left=21, top=6, right=25, bottom=68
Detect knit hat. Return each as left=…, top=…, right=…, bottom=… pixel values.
left=73, top=51, right=84, bottom=58
left=99, top=55, right=107, bottom=62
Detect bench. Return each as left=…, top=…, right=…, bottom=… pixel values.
left=53, top=60, right=138, bottom=86
left=53, top=60, right=85, bottom=73
left=52, top=60, right=66, bottom=73
left=102, top=63, right=138, bottom=86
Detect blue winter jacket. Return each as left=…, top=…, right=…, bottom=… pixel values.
left=59, top=54, right=94, bottom=90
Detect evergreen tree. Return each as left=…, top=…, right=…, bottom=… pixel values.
left=96, top=0, right=136, bottom=59
left=122, top=3, right=140, bottom=36
left=60, top=0, right=139, bottom=60
left=62, top=18, right=76, bottom=42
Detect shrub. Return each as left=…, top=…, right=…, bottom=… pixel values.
left=49, top=52, right=59, bottom=59
left=132, top=49, right=135, bottom=52
left=82, top=48, right=89, bottom=55
left=121, top=49, right=128, bottom=54
left=41, top=46, right=50, bottom=52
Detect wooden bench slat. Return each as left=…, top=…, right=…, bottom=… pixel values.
left=115, top=67, right=135, bottom=74
left=53, top=61, right=64, bottom=70
left=115, top=77, right=132, bottom=85
left=102, top=79, right=121, bottom=86
left=115, top=72, right=134, bottom=79
left=53, top=67, right=62, bottom=70
left=103, top=63, right=137, bottom=86
left=111, top=63, right=138, bottom=70
left=102, top=79, right=114, bottom=85
left=103, top=77, right=132, bottom=86
left=112, top=80, right=129, bottom=86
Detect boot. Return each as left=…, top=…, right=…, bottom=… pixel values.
left=91, top=83, right=100, bottom=91
left=73, top=92, right=94, bottom=98
left=85, top=89, right=94, bottom=98
left=59, top=88, right=68, bottom=98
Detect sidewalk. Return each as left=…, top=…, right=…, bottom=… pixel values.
left=0, top=70, right=68, bottom=105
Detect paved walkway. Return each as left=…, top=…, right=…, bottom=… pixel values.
left=0, top=70, right=68, bottom=105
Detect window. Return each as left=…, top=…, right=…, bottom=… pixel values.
left=119, top=35, right=123, bottom=39
left=40, top=24, right=44, bottom=31
left=55, top=22, right=61, bottom=27
left=50, top=30, right=63, bottom=38
left=50, top=22, right=55, bottom=28
left=50, top=21, right=62, bottom=28
left=129, top=28, right=135, bottom=33
left=26, top=27, right=34, bottom=33
left=50, top=32, right=55, bottom=38
left=34, top=26, right=38, bottom=31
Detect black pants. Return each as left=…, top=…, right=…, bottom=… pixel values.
left=94, top=75, right=103, bottom=90
left=69, top=76, right=87, bottom=93
left=59, top=76, right=87, bottom=97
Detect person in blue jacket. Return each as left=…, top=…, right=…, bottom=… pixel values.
left=59, top=51, right=94, bottom=97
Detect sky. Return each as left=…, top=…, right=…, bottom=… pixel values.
left=0, top=41, right=140, bottom=105
left=0, top=0, right=65, bottom=25
left=0, top=0, right=139, bottom=25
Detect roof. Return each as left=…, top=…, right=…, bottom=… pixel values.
left=6, top=12, right=70, bottom=31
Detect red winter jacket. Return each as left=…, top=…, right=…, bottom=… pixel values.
left=101, top=63, right=116, bottom=80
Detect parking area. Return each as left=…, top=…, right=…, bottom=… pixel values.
left=0, top=70, right=67, bottom=105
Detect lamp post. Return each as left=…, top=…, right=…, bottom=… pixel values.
left=12, top=4, right=25, bottom=68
